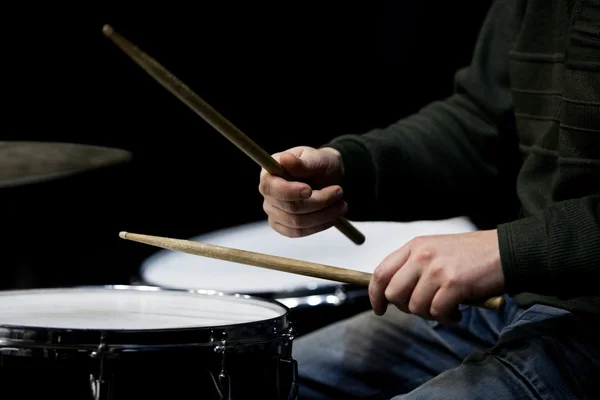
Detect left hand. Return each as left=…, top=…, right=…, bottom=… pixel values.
left=369, top=229, right=505, bottom=325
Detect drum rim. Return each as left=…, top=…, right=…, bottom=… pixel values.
left=0, top=284, right=291, bottom=350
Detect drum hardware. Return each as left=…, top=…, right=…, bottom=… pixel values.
left=276, top=357, right=299, bottom=400
left=207, top=329, right=299, bottom=400
left=0, top=285, right=299, bottom=399
left=101, top=24, right=365, bottom=245
left=89, top=334, right=119, bottom=400
left=210, top=332, right=231, bottom=399
left=275, top=285, right=357, bottom=309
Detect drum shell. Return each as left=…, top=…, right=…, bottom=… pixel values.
left=0, top=286, right=298, bottom=400
left=0, top=337, right=296, bottom=399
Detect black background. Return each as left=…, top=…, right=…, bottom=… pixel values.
left=2, top=2, right=493, bottom=289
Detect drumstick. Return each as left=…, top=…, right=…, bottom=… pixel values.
left=118, top=231, right=506, bottom=311
left=102, top=25, right=365, bottom=246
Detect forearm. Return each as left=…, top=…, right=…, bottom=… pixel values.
left=498, top=196, right=600, bottom=298
left=326, top=92, right=515, bottom=221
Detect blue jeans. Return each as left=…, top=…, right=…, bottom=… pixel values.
left=293, top=296, right=600, bottom=399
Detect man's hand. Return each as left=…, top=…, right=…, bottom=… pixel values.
left=259, top=146, right=347, bottom=238
left=369, top=230, right=505, bottom=325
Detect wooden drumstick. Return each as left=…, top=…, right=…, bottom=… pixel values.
left=119, top=231, right=506, bottom=311
left=102, top=25, right=365, bottom=246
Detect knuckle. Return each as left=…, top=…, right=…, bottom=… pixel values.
left=409, top=235, right=429, bottom=250
left=409, top=236, right=424, bottom=247
left=443, top=273, right=459, bottom=289
left=428, top=263, right=445, bottom=279
left=383, top=286, right=394, bottom=302
left=372, top=265, right=387, bottom=284
left=384, top=286, right=402, bottom=305
left=258, top=179, right=269, bottom=196
left=413, top=248, right=434, bottom=263
left=408, top=299, right=422, bottom=315
left=284, top=200, right=300, bottom=214
left=267, top=218, right=280, bottom=232
left=430, top=305, right=443, bottom=318
left=269, top=218, right=294, bottom=238
left=289, top=228, right=304, bottom=238
left=281, top=228, right=297, bottom=238
left=288, top=214, right=303, bottom=229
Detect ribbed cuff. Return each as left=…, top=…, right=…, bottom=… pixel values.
left=320, top=137, right=377, bottom=220
left=497, top=214, right=548, bottom=295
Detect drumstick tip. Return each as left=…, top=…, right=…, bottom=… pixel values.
left=119, top=231, right=128, bottom=239
left=102, top=24, right=114, bottom=36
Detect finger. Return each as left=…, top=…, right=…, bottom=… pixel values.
left=263, top=199, right=347, bottom=229
left=406, top=276, right=439, bottom=321
left=430, top=288, right=463, bottom=325
left=268, top=218, right=335, bottom=238
left=369, top=245, right=411, bottom=316
left=259, top=170, right=312, bottom=201
left=271, top=185, right=344, bottom=215
left=384, top=259, right=421, bottom=315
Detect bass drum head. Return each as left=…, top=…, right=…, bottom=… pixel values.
left=140, top=217, right=478, bottom=295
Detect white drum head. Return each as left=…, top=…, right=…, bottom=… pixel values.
left=0, top=286, right=286, bottom=330
left=140, top=217, right=477, bottom=294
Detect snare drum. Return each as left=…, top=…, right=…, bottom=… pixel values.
left=136, top=217, right=477, bottom=335
left=0, top=285, right=297, bottom=400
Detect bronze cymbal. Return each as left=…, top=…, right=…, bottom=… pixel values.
left=0, top=141, right=132, bottom=188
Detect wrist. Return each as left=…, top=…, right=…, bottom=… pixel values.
left=318, top=139, right=377, bottom=219
left=488, top=229, right=505, bottom=291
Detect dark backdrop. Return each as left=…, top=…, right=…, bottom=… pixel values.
left=2, top=1, right=494, bottom=289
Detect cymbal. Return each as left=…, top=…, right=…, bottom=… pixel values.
left=0, top=141, right=132, bottom=188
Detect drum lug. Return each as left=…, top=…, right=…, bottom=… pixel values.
left=89, top=335, right=118, bottom=400
left=210, top=334, right=231, bottom=399
left=274, top=357, right=298, bottom=400
left=285, top=325, right=295, bottom=341
left=334, top=287, right=348, bottom=303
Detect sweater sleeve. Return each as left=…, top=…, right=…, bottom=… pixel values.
left=323, top=0, right=523, bottom=222
left=498, top=196, right=600, bottom=297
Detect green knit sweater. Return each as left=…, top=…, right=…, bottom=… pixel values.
left=325, top=0, right=600, bottom=316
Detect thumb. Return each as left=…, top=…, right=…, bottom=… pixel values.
left=277, top=151, right=325, bottom=180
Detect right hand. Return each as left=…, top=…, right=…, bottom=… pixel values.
left=259, top=146, right=348, bottom=238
